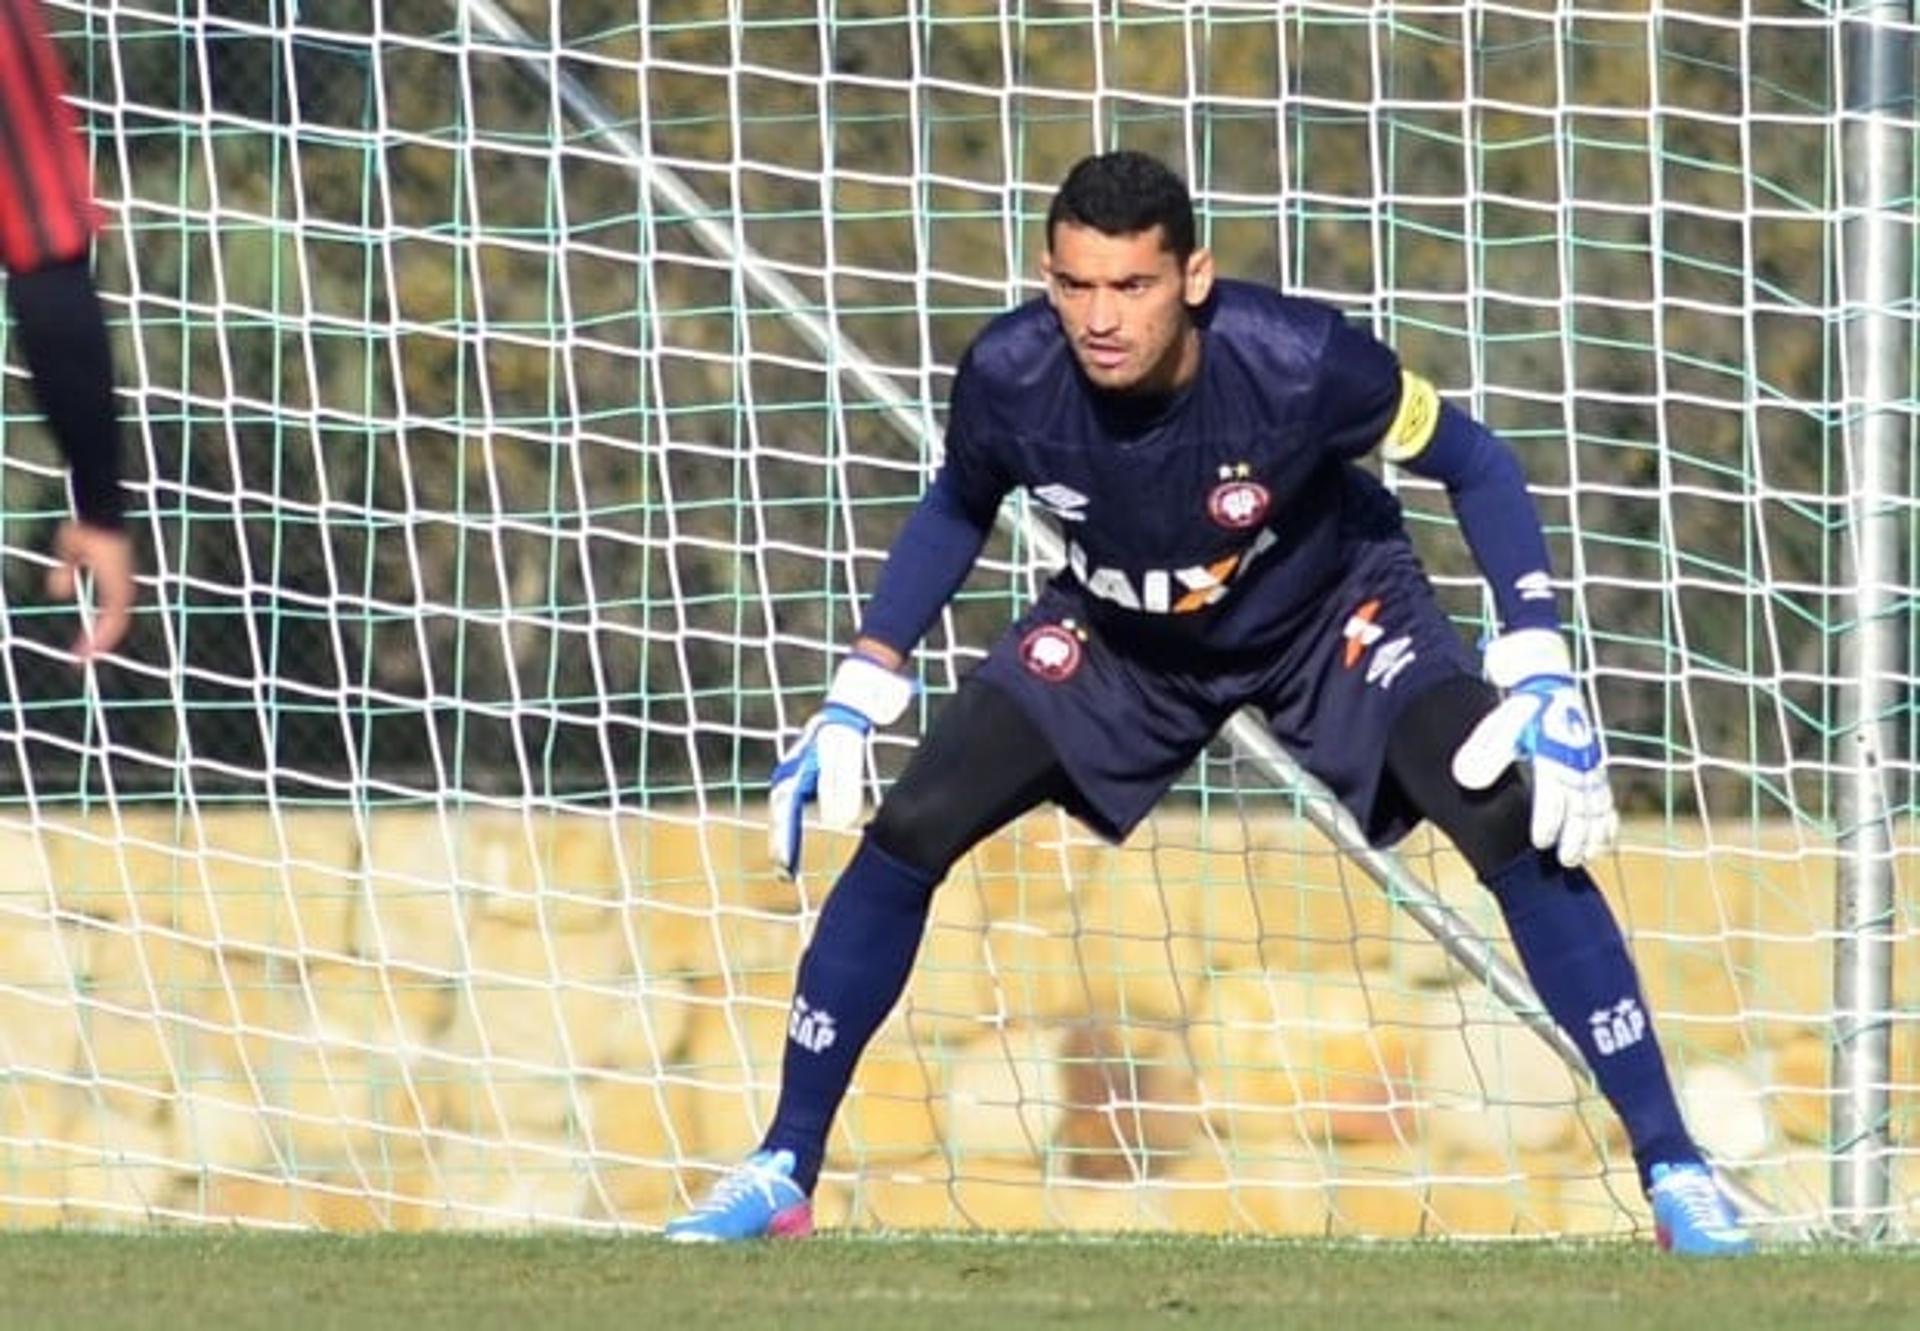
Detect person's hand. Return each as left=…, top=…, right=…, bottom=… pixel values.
left=768, top=652, right=914, bottom=879
left=1451, top=628, right=1617, bottom=868
left=47, top=519, right=135, bottom=661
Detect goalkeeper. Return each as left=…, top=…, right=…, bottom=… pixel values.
left=1, top=0, right=136, bottom=659
left=668, top=151, right=1750, bottom=1255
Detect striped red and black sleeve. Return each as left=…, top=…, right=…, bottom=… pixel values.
left=0, top=0, right=100, bottom=273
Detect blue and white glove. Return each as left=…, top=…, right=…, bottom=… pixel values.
left=768, top=654, right=915, bottom=879
left=1450, top=628, right=1619, bottom=868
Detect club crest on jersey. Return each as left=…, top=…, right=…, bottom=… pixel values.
left=1020, top=620, right=1087, bottom=683
left=1034, top=483, right=1090, bottom=523
left=1207, top=463, right=1270, bottom=531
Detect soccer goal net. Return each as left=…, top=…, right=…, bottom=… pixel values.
left=0, top=0, right=1910, bottom=1239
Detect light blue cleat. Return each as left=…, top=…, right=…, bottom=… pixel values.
left=1649, top=1162, right=1752, bottom=1256
left=664, top=1149, right=814, bottom=1243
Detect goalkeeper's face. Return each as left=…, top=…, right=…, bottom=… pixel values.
left=1043, top=223, right=1215, bottom=395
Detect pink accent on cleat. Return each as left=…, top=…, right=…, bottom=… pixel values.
left=768, top=1201, right=814, bottom=1239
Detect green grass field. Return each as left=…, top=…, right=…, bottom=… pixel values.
left=3, top=1233, right=1918, bottom=1330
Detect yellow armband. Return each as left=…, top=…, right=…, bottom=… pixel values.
left=1380, top=370, right=1440, bottom=463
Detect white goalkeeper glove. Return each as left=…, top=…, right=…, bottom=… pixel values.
left=767, top=653, right=915, bottom=879
left=1450, top=628, right=1619, bottom=869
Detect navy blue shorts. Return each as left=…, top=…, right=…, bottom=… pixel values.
left=972, top=538, right=1477, bottom=847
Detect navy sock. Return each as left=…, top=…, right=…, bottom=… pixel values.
left=761, top=837, right=939, bottom=1193
left=1487, top=852, right=1702, bottom=1190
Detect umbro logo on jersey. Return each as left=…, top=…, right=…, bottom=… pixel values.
left=1033, top=483, right=1089, bottom=523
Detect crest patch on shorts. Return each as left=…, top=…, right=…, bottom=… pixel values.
left=1020, top=621, right=1086, bottom=682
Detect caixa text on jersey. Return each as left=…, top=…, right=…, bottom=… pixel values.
left=1065, top=527, right=1279, bottom=614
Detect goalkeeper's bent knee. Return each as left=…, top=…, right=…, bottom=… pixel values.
left=866, top=786, right=971, bottom=879
left=864, top=679, right=1071, bottom=877
left=1386, top=673, right=1534, bottom=878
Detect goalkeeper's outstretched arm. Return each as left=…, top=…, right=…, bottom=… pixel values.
left=766, top=427, right=1005, bottom=876
left=1387, top=387, right=1618, bottom=866
left=853, top=347, right=1013, bottom=668
left=1386, top=382, right=1560, bottom=637
left=850, top=467, right=999, bottom=669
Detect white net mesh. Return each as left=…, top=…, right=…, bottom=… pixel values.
left=0, top=0, right=1910, bottom=1236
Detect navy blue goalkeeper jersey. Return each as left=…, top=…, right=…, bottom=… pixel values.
left=938, top=279, right=1429, bottom=657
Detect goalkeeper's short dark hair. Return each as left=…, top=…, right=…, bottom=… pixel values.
left=1047, top=151, right=1197, bottom=260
